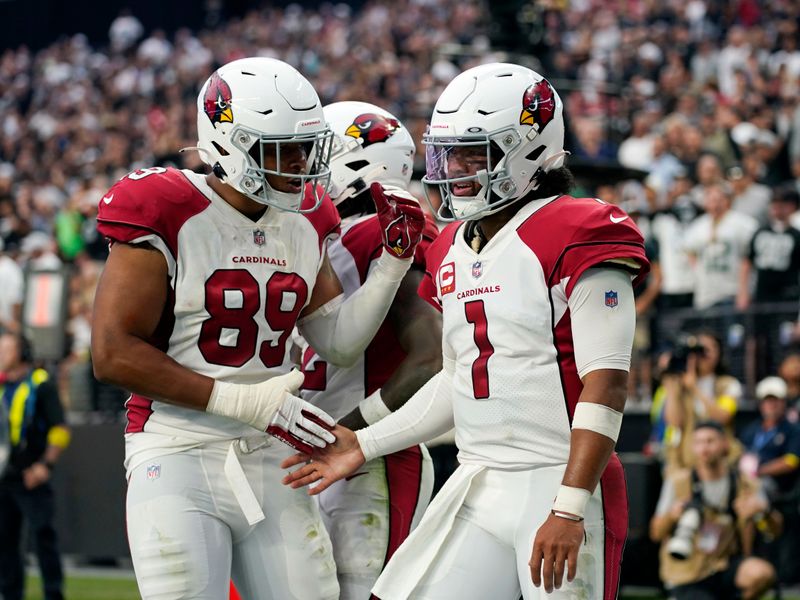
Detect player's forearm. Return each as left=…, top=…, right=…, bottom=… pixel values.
left=758, top=455, right=799, bottom=477
left=561, top=429, right=617, bottom=495
left=92, top=331, right=214, bottom=409
left=356, top=368, right=454, bottom=461
left=557, top=370, right=627, bottom=516
left=299, top=253, right=412, bottom=367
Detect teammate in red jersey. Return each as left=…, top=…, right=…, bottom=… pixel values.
left=91, top=57, right=425, bottom=600
left=283, top=63, right=650, bottom=599
left=300, top=101, right=441, bottom=599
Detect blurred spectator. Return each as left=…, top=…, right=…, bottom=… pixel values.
left=0, top=239, right=22, bottom=333
left=20, top=233, right=61, bottom=272
left=737, top=187, right=800, bottom=309
left=651, top=169, right=698, bottom=310
left=650, top=422, right=776, bottom=600
left=729, top=165, right=771, bottom=226
left=108, top=9, right=144, bottom=53
left=740, top=376, right=800, bottom=584
left=690, top=153, right=725, bottom=208
left=661, top=331, right=743, bottom=472
left=684, top=183, right=758, bottom=310
left=778, top=353, right=800, bottom=416
left=618, top=113, right=655, bottom=171
left=0, top=332, right=70, bottom=600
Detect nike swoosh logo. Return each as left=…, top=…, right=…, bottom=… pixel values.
left=102, top=194, right=114, bottom=205
left=345, top=472, right=369, bottom=481
left=610, top=215, right=628, bottom=224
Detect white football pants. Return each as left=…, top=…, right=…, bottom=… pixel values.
left=373, top=459, right=628, bottom=600
left=126, top=438, right=339, bottom=600
left=318, top=445, right=434, bottom=600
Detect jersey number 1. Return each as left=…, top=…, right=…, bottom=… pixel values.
left=199, top=269, right=308, bottom=368
left=465, top=300, right=494, bottom=399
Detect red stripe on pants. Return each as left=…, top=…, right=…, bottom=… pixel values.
left=600, top=454, right=628, bottom=600
left=371, top=445, right=423, bottom=600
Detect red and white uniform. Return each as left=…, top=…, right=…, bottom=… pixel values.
left=97, top=167, right=341, bottom=600
left=301, top=213, right=438, bottom=599
left=371, top=195, right=648, bottom=600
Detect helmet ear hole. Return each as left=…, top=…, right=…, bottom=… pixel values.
left=345, top=160, right=370, bottom=171
left=212, top=141, right=230, bottom=157
left=526, top=145, right=546, bottom=162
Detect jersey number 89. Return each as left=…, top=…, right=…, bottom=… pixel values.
left=198, top=269, right=308, bottom=368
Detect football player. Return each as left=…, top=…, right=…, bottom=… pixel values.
left=91, top=57, right=425, bottom=600
left=282, top=63, right=650, bottom=599
left=300, top=101, right=441, bottom=599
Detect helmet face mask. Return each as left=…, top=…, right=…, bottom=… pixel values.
left=322, top=101, right=415, bottom=207
left=423, top=128, right=521, bottom=221
left=422, top=63, right=566, bottom=222
left=234, top=126, right=333, bottom=209
left=196, top=57, right=333, bottom=213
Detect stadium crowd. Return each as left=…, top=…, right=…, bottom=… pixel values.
left=2, top=0, right=800, bottom=596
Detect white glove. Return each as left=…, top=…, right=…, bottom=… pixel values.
left=267, top=394, right=336, bottom=454
left=207, top=370, right=335, bottom=453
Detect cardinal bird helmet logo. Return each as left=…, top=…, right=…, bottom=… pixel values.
left=385, top=215, right=412, bottom=257
left=345, top=113, right=400, bottom=148
left=519, top=79, right=556, bottom=131
left=204, top=73, right=234, bottom=126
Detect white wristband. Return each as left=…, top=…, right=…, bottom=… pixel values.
left=571, top=402, right=623, bottom=443
left=206, top=370, right=305, bottom=430
left=553, top=485, right=592, bottom=519
left=359, top=389, right=392, bottom=425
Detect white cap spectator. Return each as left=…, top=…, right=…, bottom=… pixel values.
left=756, top=376, right=789, bottom=401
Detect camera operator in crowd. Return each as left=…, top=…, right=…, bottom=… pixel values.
left=740, top=377, right=800, bottom=584
left=650, top=422, right=777, bottom=600
left=661, top=332, right=743, bottom=472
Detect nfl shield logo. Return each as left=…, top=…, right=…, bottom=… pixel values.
left=471, top=261, right=483, bottom=278
left=146, top=464, right=161, bottom=481
left=253, top=229, right=266, bottom=246
left=605, top=290, right=618, bottom=308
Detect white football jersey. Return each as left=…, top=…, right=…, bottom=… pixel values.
left=418, top=195, right=648, bottom=469
left=301, top=213, right=438, bottom=419
left=97, top=167, right=340, bottom=472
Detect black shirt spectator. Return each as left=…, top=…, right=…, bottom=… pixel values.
left=739, top=187, right=800, bottom=308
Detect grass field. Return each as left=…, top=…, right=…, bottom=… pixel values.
left=22, top=574, right=800, bottom=599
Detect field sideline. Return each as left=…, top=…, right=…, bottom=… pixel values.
left=22, top=573, right=800, bottom=600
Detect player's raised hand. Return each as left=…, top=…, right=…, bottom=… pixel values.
left=281, top=424, right=365, bottom=495
left=370, top=182, right=424, bottom=260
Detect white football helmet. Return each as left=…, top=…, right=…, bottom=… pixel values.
left=322, top=101, right=415, bottom=204
left=423, top=63, right=567, bottom=221
left=196, top=57, right=333, bottom=212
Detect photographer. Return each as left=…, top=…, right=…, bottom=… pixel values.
left=740, top=377, right=800, bottom=584
left=650, top=422, right=776, bottom=600
left=662, top=332, right=743, bottom=472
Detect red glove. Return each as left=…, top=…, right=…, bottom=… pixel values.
left=370, top=182, right=425, bottom=260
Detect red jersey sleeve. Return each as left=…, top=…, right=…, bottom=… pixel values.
left=96, top=167, right=210, bottom=258
left=413, top=215, right=440, bottom=269
left=301, top=184, right=341, bottom=252
left=518, top=196, right=650, bottom=296
left=417, top=222, right=460, bottom=312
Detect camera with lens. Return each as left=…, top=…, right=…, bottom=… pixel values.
left=664, top=334, right=706, bottom=375
left=666, top=499, right=704, bottom=560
